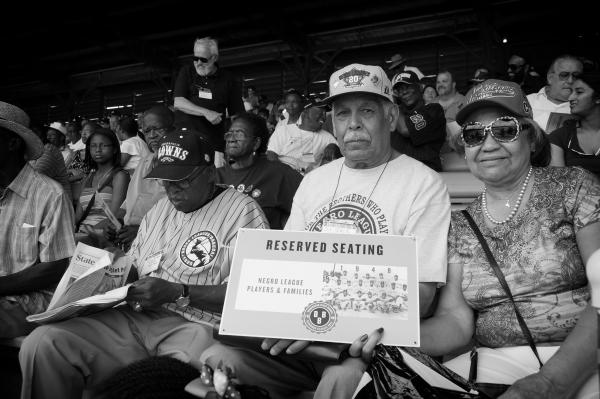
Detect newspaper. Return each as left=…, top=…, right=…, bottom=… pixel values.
left=27, top=242, right=132, bottom=324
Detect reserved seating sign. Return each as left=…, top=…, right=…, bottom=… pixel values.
left=220, top=229, right=420, bottom=346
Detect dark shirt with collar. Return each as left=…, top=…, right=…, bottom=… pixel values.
left=174, top=63, right=245, bottom=151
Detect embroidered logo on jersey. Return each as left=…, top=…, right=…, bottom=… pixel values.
left=307, top=194, right=389, bottom=234
left=180, top=231, right=218, bottom=267
left=409, top=113, right=426, bottom=130
left=338, top=68, right=370, bottom=88
left=302, top=301, right=337, bottom=334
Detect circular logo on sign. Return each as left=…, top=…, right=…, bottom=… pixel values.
left=302, top=301, right=337, bottom=334
left=180, top=231, right=218, bottom=267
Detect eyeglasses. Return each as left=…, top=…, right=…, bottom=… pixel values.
left=89, top=143, right=113, bottom=150
left=160, top=166, right=206, bottom=190
left=224, top=130, right=252, bottom=141
left=556, top=71, right=581, bottom=81
left=507, top=64, right=524, bottom=71
left=144, top=126, right=168, bottom=136
left=461, top=116, right=529, bottom=147
left=193, top=55, right=211, bottom=64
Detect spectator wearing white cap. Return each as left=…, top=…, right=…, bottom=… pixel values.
left=46, top=121, right=71, bottom=162
left=199, top=63, right=450, bottom=399
left=0, top=101, right=76, bottom=338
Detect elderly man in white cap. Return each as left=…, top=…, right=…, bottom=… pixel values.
left=0, top=102, right=76, bottom=338
left=199, top=63, right=451, bottom=399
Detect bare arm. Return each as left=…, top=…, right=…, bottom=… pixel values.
left=500, top=222, right=600, bottom=398
left=0, top=258, right=69, bottom=296
left=109, top=171, right=130, bottom=218
left=549, top=144, right=566, bottom=167
left=174, top=96, right=222, bottom=124
left=125, top=276, right=227, bottom=313
left=120, top=153, right=132, bottom=167
left=420, top=263, right=475, bottom=356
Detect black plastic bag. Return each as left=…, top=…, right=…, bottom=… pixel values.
left=362, top=346, right=500, bottom=399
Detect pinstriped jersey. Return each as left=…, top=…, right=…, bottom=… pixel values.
left=129, top=187, right=268, bottom=325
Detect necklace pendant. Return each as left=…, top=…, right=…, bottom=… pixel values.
left=505, top=200, right=511, bottom=208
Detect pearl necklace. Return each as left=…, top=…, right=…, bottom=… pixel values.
left=482, top=167, right=533, bottom=225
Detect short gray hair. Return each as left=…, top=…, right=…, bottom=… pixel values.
left=194, top=37, right=219, bottom=58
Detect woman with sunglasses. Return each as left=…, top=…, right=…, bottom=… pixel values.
left=346, top=79, right=599, bottom=398
left=549, top=72, right=600, bottom=178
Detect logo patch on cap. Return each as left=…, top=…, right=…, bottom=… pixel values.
left=469, top=81, right=517, bottom=102
left=337, top=68, right=371, bottom=89
left=158, top=142, right=189, bottom=163
left=522, top=100, right=530, bottom=114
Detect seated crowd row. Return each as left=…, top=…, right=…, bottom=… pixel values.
left=1, top=57, right=599, bottom=399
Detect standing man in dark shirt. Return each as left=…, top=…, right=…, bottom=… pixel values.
left=390, top=71, right=446, bottom=171
left=173, top=36, right=245, bottom=167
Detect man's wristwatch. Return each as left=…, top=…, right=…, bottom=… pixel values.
left=175, top=284, right=190, bottom=308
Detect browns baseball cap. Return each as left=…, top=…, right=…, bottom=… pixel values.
left=456, top=79, right=532, bottom=125
left=391, top=70, right=420, bottom=87
left=145, top=130, right=213, bottom=181
left=322, top=63, right=393, bottom=104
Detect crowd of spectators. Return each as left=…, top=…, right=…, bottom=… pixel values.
left=1, top=38, right=599, bottom=399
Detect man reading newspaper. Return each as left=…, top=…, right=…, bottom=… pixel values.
left=19, top=131, right=269, bottom=399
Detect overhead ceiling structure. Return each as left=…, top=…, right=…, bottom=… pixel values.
left=1, top=0, right=596, bottom=123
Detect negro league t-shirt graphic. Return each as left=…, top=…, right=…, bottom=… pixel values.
left=306, top=193, right=389, bottom=234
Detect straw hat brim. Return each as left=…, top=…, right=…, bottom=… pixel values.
left=0, top=119, right=43, bottom=160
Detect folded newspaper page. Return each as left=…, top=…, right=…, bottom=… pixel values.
left=27, top=243, right=132, bottom=324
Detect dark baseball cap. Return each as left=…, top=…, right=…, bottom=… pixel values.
left=456, top=79, right=532, bottom=125
left=145, top=131, right=213, bottom=181
left=391, top=71, right=420, bottom=87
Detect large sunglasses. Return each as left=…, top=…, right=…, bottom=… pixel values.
left=193, top=55, right=211, bottom=64
left=461, top=116, right=529, bottom=147
left=557, top=71, right=581, bottom=81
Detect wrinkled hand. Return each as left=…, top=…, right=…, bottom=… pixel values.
left=116, top=225, right=139, bottom=248
left=126, top=277, right=180, bottom=310
left=347, top=327, right=384, bottom=364
left=103, top=223, right=117, bottom=241
left=498, top=372, right=559, bottom=399
left=204, top=110, right=223, bottom=125
left=261, top=338, right=311, bottom=356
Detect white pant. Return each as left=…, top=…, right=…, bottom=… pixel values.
left=443, top=346, right=599, bottom=399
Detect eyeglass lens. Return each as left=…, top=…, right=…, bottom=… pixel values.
left=461, top=118, right=521, bottom=147
left=558, top=71, right=580, bottom=81
left=193, top=56, right=210, bottom=63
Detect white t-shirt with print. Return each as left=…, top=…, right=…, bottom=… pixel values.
left=286, top=155, right=450, bottom=283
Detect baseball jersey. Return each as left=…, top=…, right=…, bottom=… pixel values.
left=129, top=187, right=268, bottom=325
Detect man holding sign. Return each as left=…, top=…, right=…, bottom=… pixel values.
left=200, top=64, right=451, bottom=398
left=19, top=132, right=268, bottom=399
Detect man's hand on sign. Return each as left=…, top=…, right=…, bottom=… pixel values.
left=261, top=338, right=311, bottom=356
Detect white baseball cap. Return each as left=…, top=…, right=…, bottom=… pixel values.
left=322, top=63, right=394, bottom=104
left=48, top=121, right=67, bottom=136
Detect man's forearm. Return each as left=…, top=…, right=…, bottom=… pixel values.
left=188, top=283, right=227, bottom=313
left=0, top=258, right=69, bottom=296
left=174, top=97, right=211, bottom=118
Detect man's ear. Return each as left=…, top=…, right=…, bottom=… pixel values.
left=388, top=103, right=400, bottom=129
left=253, top=137, right=262, bottom=153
